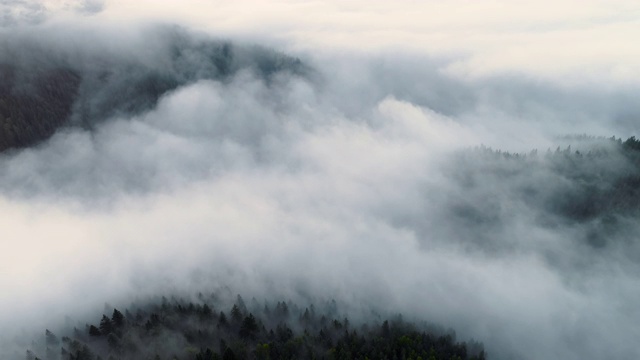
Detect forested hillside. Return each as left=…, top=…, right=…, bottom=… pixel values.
left=0, top=28, right=307, bottom=151
left=0, top=65, right=80, bottom=151
left=434, top=136, right=640, bottom=252
left=23, top=295, right=486, bottom=360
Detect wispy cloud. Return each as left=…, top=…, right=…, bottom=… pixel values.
left=1, top=4, right=639, bottom=360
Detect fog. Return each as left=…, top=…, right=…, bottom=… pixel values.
left=2, top=4, right=640, bottom=360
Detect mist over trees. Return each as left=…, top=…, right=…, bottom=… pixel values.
left=0, top=26, right=307, bottom=151
left=21, top=295, right=486, bottom=360
left=0, top=65, right=79, bottom=151
left=1, top=16, right=640, bottom=360
left=443, top=136, right=640, bottom=247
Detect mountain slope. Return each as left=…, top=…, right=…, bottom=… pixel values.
left=0, top=27, right=307, bottom=151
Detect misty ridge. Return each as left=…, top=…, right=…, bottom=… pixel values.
left=22, top=292, right=486, bottom=360
left=0, top=25, right=307, bottom=151
left=440, top=136, right=640, bottom=253
left=1, top=23, right=640, bottom=360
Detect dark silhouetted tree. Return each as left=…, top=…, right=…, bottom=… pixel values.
left=99, top=315, right=112, bottom=335
left=239, top=313, right=258, bottom=339
left=88, top=325, right=101, bottom=337
left=111, top=309, right=125, bottom=328
left=230, top=305, right=242, bottom=323
left=218, top=311, right=228, bottom=327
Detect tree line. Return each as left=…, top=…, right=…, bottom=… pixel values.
left=24, top=294, right=486, bottom=360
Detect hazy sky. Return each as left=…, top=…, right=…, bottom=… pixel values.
left=98, top=0, right=640, bottom=84
left=1, top=2, right=640, bottom=360
left=5, top=0, right=640, bottom=83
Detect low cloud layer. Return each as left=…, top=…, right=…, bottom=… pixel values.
left=0, top=0, right=103, bottom=26
left=99, top=0, right=640, bottom=84
left=1, top=21, right=640, bottom=360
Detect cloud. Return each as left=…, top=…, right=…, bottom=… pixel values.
left=0, top=0, right=45, bottom=26
left=98, top=0, right=640, bottom=84
left=0, top=0, right=103, bottom=26
left=1, top=19, right=640, bottom=360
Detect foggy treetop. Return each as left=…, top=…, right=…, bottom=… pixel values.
left=21, top=294, right=486, bottom=360
left=1, top=8, right=640, bottom=360
left=0, top=26, right=308, bottom=151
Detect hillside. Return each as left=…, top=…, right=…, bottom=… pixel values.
left=0, top=65, right=80, bottom=151
left=0, top=28, right=307, bottom=151
left=23, top=295, right=486, bottom=360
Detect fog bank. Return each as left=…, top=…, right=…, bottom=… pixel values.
left=1, top=19, right=640, bottom=360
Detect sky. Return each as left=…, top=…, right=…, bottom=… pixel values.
left=5, top=0, right=640, bottom=83
left=97, top=0, right=640, bottom=84
left=1, top=1, right=640, bottom=360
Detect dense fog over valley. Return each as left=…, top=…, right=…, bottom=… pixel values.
left=1, top=2, right=640, bottom=360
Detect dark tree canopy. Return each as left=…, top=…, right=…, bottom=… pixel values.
left=24, top=295, right=486, bottom=360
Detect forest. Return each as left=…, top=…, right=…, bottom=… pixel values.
left=0, top=29, right=307, bottom=151
left=2, top=22, right=639, bottom=360
left=12, top=135, right=638, bottom=360
left=438, top=135, right=640, bottom=253
left=22, top=294, right=486, bottom=360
